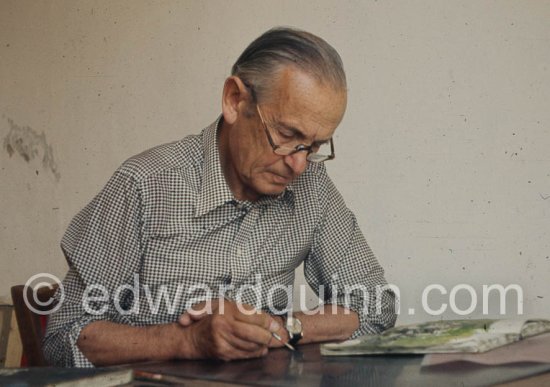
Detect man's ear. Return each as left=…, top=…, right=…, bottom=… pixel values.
left=221, top=76, right=251, bottom=125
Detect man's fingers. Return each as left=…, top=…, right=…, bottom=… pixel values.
left=196, top=315, right=270, bottom=360
left=232, top=307, right=280, bottom=333
left=230, top=319, right=276, bottom=347
left=180, top=299, right=281, bottom=360
left=208, top=311, right=273, bottom=351
left=221, top=326, right=268, bottom=352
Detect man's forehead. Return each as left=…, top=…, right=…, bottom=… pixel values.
left=264, top=68, right=346, bottom=139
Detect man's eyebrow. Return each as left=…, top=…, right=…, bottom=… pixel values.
left=274, top=120, right=332, bottom=144
left=274, top=121, right=306, bottom=138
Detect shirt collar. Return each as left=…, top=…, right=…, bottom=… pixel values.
left=194, top=116, right=234, bottom=217
left=194, top=116, right=295, bottom=217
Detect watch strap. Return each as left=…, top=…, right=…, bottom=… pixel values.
left=284, top=313, right=303, bottom=346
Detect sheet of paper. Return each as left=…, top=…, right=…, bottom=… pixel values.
left=422, top=333, right=550, bottom=367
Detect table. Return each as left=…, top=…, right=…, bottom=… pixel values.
left=133, top=344, right=550, bottom=387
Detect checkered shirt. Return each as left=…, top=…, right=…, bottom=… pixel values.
left=44, top=118, right=396, bottom=367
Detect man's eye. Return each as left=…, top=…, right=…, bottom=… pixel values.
left=278, top=130, right=295, bottom=140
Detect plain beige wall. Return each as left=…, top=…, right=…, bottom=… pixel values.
left=1, top=0, right=549, bottom=323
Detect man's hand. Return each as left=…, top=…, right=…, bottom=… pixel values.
left=76, top=303, right=357, bottom=366
left=177, top=298, right=283, bottom=361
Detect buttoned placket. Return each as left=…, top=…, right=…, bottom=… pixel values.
left=229, top=202, right=260, bottom=289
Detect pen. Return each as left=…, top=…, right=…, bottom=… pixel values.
left=272, top=332, right=295, bottom=351
left=134, top=370, right=192, bottom=384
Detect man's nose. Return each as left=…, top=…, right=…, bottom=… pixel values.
left=284, top=151, right=309, bottom=176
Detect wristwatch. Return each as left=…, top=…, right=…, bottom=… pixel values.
left=284, top=313, right=303, bottom=346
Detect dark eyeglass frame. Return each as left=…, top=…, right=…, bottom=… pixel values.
left=255, top=104, right=335, bottom=163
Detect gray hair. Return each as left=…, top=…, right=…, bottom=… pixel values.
left=231, top=27, right=347, bottom=103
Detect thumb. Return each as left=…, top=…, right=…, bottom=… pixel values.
left=178, top=309, right=208, bottom=326
left=178, top=299, right=217, bottom=326
left=178, top=312, right=194, bottom=326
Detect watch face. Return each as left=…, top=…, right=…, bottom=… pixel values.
left=286, top=316, right=303, bottom=345
left=287, top=316, right=303, bottom=335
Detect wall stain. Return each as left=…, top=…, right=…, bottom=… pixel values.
left=2, top=117, right=61, bottom=181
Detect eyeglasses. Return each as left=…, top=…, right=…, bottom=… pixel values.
left=256, top=105, right=335, bottom=163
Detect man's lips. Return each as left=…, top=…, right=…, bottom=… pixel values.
left=270, top=172, right=293, bottom=184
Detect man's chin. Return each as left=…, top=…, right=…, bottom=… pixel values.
left=245, top=175, right=292, bottom=199
left=255, top=181, right=288, bottom=197
left=263, top=185, right=287, bottom=197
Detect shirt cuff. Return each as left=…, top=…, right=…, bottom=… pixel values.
left=67, top=317, right=95, bottom=367
left=332, top=291, right=397, bottom=339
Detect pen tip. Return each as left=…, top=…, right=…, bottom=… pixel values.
left=272, top=332, right=296, bottom=351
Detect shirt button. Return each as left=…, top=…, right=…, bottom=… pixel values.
left=236, top=247, right=243, bottom=257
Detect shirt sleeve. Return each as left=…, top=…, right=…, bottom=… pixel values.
left=304, top=169, right=397, bottom=337
left=43, top=169, right=144, bottom=367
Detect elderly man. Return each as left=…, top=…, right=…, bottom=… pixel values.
left=44, top=27, right=396, bottom=367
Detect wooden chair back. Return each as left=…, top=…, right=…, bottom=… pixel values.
left=10, top=284, right=58, bottom=366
